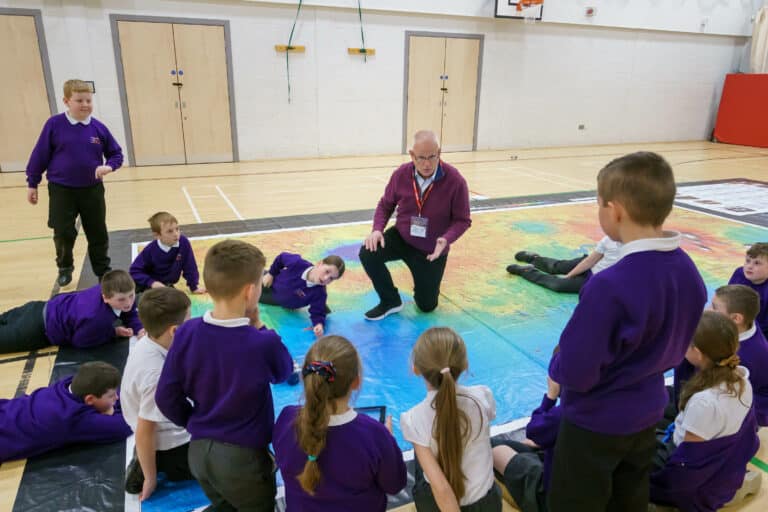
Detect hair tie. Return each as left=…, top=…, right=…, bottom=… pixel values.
left=307, top=454, right=317, bottom=462
left=440, top=367, right=450, bottom=375
left=302, top=360, right=336, bottom=382
left=717, top=354, right=740, bottom=369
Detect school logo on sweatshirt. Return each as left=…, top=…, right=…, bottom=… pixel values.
left=90, top=136, right=101, bottom=145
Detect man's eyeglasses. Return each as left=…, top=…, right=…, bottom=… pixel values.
left=414, top=155, right=439, bottom=163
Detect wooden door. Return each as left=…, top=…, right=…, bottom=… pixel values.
left=173, top=24, right=233, bottom=164
left=441, top=38, right=480, bottom=152
left=0, top=15, right=51, bottom=172
left=118, top=21, right=186, bottom=165
left=405, top=36, right=446, bottom=150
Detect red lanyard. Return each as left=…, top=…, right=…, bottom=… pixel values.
left=412, top=174, right=435, bottom=217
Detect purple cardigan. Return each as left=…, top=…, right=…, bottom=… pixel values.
left=26, top=113, right=123, bottom=189
left=130, top=235, right=200, bottom=291
left=737, top=328, right=768, bottom=426
left=0, top=376, right=131, bottom=462
left=525, top=394, right=562, bottom=490
left=650, top=410, right=759, bottom=512
left=729, top=267, right=768, bottom=336
left=45, top=285, right=142, bottom=348
left=267, top=252, right=328, bottom=326
left=373, top=161, right=471, bottom=255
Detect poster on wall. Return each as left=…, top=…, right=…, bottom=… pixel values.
left=495, top=1, right=544, bottom=20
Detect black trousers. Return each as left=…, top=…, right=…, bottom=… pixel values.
left=130, top=442, right=194, bottom=482
left=518, top=255, right=588, bottom=294
left=412, top=458, right=502, bottom=512
left=47, top=182, right=110, bottom=276
left=358, top=227, right=448, bottom=312
left=547, top=420, right=656, bottom=512
left=493, top=439, right=547, bottom=512
left=189, top=439, right=275, bottom=512
left=0, top=301, right=50, bottom=354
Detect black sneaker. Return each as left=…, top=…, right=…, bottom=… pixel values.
left=514, top=251, right=539, bottom=263
left=506, top=264, right=533, bottom=275
left=97, top=267, right=113, bottom=283
left=364, top=301, right=403, bottom=321
left=125, top=456, right=144, bottom=494
left=57, top=268, right=73, bottom=287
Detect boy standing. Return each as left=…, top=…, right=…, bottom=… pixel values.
left=121, top=287, right=193, bottom=500
left=0, top=269, right=143, bottom=354
left=130, top=211, right=204, bottom=294
left=156, top=240, right=294, bottom=511
left=0, top=361, right=131, bottom=463
left=547, top=152, right=707, bottom=511
left=728, top=242, right=768, bottom=337
left=26, top=79, right=124, bottom=286
left=711, top=284, right=768, bottom=426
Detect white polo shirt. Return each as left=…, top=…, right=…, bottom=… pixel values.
left=591, top=236, right=623, bottom=274
left=121, top=335, right=191, bottom=451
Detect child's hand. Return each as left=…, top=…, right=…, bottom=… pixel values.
left=115, top=326, right=134, bottom=338
left=192, top=286, right=207, bottom=294
left=313, top=324, right=324, bottom=338
left=139, top=476, right=157, bottom=502
left=546, top=376, right=561, bottom=400
left=94, top=165, right=113, bottom=179
left=261, top=273, right=273, bottom=288
left=385, top=415, right=394, bottom=434
left=27, top=188, right=38, bottom=205
left=150, top=281, right=165, bottom=289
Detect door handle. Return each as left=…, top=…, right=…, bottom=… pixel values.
left=440, top=87, right=448, bottom=92
left=172, top=82, right=183, bottom=87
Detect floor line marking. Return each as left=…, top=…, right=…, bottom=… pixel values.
left=215, top=185, right=244, bottom=221
left=182, top=186, right=203, bottom=224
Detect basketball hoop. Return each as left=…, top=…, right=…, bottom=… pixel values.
left=517, top=0, right=543, bottom=24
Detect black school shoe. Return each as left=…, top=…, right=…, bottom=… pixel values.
left=364, top=301, right=403, bottom=321
left=514, top=251, right=539, bottom=263
left=56, top=267, right=73, bottom=287
left=125, top=456, right=144, bottom=494
left=506, top=264, right=533, bottom=275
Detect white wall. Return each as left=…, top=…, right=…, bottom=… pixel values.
left=0, top=0, right=747, bottom=162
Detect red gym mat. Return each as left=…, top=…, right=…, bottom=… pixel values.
left=713, top=74, right=768, bottom=148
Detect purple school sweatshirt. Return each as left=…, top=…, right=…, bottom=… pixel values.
left=728, top=267, right=768, bottom=336
left=550, top=246, right=706, bottom=435
left=45, top=285, right=142, bottom=348
left=130, top=235, right=200, bottom=291
left=0, top=376, right=131, bottom=462
left=267, top=252, right=328, bottom=326
left=738, top=327, right=768, bottom=426
left=373, top=161, right=471, bottom=255
left=525, top=394, right=562, bottom=490
left=155, top=316, right=293, bottom=449
left=273, top=406, right=407, bottom=512
left=650, top=410, right=759, bottom=512
left=26, top=113, right=123, bottom=189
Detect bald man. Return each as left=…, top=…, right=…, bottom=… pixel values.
left=359, top=130, right=472, bottom=320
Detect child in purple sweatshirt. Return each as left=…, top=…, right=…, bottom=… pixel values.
left=26, top=79, right=124, bottom=286
left=260, top=252, right=345, bottom=337
left=728, top=242, right=768, bottom=337
left=0, top=269, right=143, bottom=354
left=130, top=211, right=204, bottom=294
left=0, top=361, right=131, bottom=463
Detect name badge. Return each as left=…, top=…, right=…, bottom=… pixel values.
left=410, top=216, right=428, bottom=238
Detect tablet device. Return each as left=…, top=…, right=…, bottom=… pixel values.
left=354, top=405, right=386, bottom=423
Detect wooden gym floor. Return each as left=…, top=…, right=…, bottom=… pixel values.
left=0, top=140, right=767, bottom=511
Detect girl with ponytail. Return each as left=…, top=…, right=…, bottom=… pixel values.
left=273, top=335, right=406, bottom=511
left=650, top=311, right=759, bottom=511
left=401, top=327, right=501, bottom=511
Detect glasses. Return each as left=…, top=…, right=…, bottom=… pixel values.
left=414, top=154, right=439, bottom=163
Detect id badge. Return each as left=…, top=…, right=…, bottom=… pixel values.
left=410, top=216, right=428, bottom=238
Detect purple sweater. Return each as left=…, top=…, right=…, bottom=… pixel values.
left=274, top=406, right=407, bottom=512
left=550, top=247, right=706, bottom=435
left=155, top=316, right=293, bottom=449
left=26, top=113, right=123, bottom=189
left=650, top=410, right=759, bottom=512
left=267, top=252, right=328, bottom=326
left=728, top=267, right=768, bottom=335
left=738, top=328, right=768, bottom=426
left=373, top=161, right=471, bottom=255
left=45, top=285, right=142, bottom=348
left=0, top=376, right=131, bottom=462
left=130, top=235, right=200, bottom=291
left=525, top=394, right=562, bottom=491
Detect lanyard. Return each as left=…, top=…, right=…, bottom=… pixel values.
left=412, top=174, right=435, bottom=217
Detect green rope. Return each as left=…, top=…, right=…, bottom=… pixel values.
left=357, top=0, right=367, bottom=63
left=286, top=0, right=304, bottom=103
